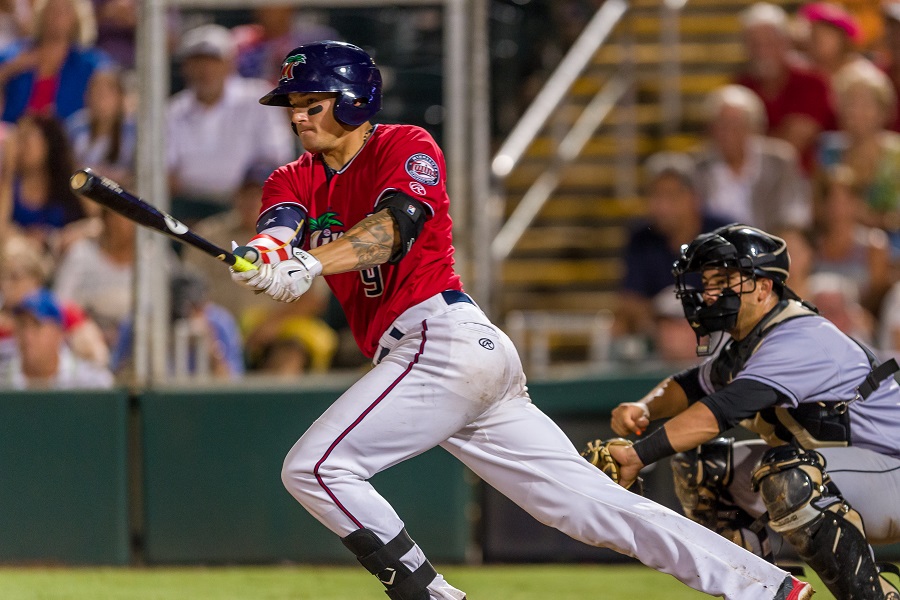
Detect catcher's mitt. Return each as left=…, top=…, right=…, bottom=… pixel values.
left=581, top=438, right=644, bottom=495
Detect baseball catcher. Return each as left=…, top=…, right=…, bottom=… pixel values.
left=601, top=224, right=900, bottom=600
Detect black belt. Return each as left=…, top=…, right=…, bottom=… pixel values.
left=375, top=291, right=474, bottom=363
left=441, top=290, right=474, bottom=306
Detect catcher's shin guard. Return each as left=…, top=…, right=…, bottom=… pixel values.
left=878, top=564, right=900, bottom=600
left=671, top=437, right=771, bottom=558
left=342, top=527, right=437, bottom=600
left=752, top=445, right=884, bottom=600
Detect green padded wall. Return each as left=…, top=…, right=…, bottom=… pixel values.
left=0, top=390, right=130, bottom=564
left=139, top=383, right=473, bottom=564
left=1, top=371, right=894, bottom=565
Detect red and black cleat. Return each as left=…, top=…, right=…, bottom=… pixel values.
left=774, top=576, right=814, bottom=600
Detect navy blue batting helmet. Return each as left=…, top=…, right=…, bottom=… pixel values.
left=259, top=41, right=382, bottom=127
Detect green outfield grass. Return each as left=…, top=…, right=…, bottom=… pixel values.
left=0, top=564, right=835, bottom=600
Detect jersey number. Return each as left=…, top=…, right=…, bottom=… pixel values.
left=360, top=266, right=384, bottom=298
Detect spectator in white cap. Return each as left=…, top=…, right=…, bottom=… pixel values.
left=166, top=23, right=295, bottom=223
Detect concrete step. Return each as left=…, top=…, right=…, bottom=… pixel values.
left=501, top=194, right=646, bottom=222
left=629, top=13, right=742, bottom=37
left=508, top=225, right=629, bottom=256
left=630, top=0, right=793, bottom=7
left=497, top=290, right=619, bottom=315
left=593, top=41, right=744, bottom=67
left=570, top=71, right=731, bottom=98
left=520, top=132, right=702, bottom=161
left=502, top=257, right=622, bottom=286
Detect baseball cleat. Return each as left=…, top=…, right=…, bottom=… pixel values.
left=774, top=576, right=814, bottom=600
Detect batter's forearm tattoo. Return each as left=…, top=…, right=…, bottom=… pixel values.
left=343, top=210, right=400, bottom=270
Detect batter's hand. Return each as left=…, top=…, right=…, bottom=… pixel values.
left=231, top=241, right=262, bottom=266
left=232, top=249, right=322, bottom=303
left=230, top=241, right=263, bottom=293
left=611, top=402, right=651, bottom=437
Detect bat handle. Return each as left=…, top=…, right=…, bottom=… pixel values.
left=231, top=245, right=260, bottom=272
left=231, top=255, right=258, bottom=272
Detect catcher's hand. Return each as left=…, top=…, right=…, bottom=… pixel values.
left=581, top=438, right=644, bottom=494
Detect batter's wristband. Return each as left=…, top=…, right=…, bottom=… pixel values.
left=632, top=426, right=676, bottom=466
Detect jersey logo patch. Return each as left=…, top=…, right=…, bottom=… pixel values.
left=409, top=181, right=426, bottom=195
left=405, top=153, right=440, bottom=186
left=308, top=212, right=345, bottom=249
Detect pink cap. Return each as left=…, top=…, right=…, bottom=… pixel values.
left=798, top=2, right=861, bottom=43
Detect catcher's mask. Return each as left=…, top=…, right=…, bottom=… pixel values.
left=673, top=224, right=795, bottom=354
left=259, top=41, right=382, bottom=127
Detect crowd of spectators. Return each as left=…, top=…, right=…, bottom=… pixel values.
left=615, top=1, right=900, bottom=368
left=8, top=0, right=900, bottom=388
left=0, top=2, right=363, bottom=389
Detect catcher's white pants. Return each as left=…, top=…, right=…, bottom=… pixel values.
left=281, top=292, right=792, bottom=599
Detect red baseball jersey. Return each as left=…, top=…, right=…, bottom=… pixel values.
left=259, top=123, right=463, bottom=358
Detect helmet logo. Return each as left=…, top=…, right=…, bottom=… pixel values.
left=405, top=153, right=440, bottom=186
left=280, top=53, right=307, bottom=81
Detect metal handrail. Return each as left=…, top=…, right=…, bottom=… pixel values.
left=490, top=71, right=631, bottom=262
left=490, top=0, right=629, bottom=179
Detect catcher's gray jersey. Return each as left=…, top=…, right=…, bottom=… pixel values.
left=697, top=314, right=900, bottom=458
left=685, top=308, right=900, bottom=546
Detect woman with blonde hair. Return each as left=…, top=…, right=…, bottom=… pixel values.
left=0, top=0, right=112, bottom=123
left=817, top=60, right=900, bottom=253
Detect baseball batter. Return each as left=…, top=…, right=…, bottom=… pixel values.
left=604, top=225, right=900, bottom=600
left=230, top=42, right=812, bottom=600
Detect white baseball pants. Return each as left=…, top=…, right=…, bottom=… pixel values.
left=281, top=292, right=793, bottom=599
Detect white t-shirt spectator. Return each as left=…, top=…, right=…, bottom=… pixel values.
left=0, top=345, right=114, bottom=389
left=167, top=75, right=296, bottom=204
left=53, top=237, right=178, bottom=348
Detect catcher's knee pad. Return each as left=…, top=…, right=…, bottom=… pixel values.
left=342, top=527, right=436, bottom=600
left=672, top=438, right=767, bottom=555
left=880, top=564, right=900, bottom=600
left=752, top=445, right=884, bottom=599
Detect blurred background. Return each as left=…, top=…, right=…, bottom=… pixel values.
left=0, top=0, right=898, bottom=572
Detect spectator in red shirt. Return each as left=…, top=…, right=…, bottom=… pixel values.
left=735, top=2, right=836, bottom=172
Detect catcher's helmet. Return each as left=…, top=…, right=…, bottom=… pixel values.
left=259, top=41, right=382, bottom=127
left=673, top=223, right=790, bottom=286
left=673, top=224, right=794, bottom=342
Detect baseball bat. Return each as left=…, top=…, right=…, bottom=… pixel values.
left=69, top=168, right=257, bottom=272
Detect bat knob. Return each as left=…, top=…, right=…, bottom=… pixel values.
left=232, top=245, right=260, bottom=265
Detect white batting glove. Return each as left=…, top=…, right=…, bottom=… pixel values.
left=230, top=241, right=263, bottom=291
left=233, top=248, right=322, bottom=303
